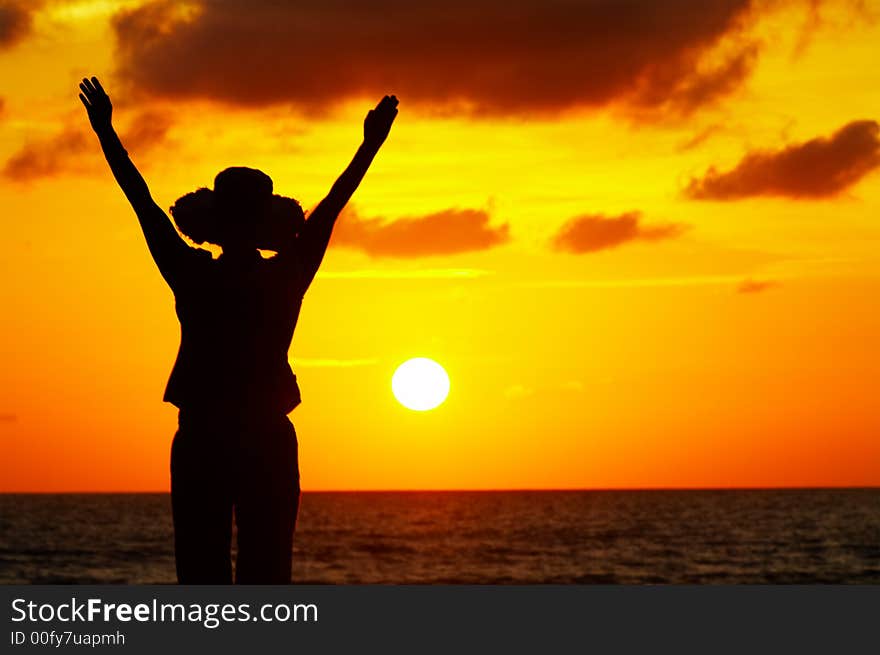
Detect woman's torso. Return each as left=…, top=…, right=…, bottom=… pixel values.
left=164, top=249, right=304, bottom=416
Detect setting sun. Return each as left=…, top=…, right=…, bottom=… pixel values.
left=391, top=358, right=450, bottom=411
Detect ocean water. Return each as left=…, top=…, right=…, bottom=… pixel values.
left=0, top=490, right=878, bottom=584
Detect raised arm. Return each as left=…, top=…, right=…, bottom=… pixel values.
left=79, top=76, right=192, bottom=288
left=296, top=95, right=399, bottom=289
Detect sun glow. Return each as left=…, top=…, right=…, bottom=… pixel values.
left=391, top=358, right=450, bottom=411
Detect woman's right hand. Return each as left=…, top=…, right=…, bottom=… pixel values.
left=79, top=76, right=113, bottom=133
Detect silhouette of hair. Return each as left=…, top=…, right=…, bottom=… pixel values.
left=170, top=167, right=305, bottom=251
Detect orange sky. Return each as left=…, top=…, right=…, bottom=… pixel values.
left=1, top=0, right=878, bottom=491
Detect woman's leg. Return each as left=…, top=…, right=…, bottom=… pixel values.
left=170, top=414, right=235, bottom=584
left=234, top=416, right=300, bottom=584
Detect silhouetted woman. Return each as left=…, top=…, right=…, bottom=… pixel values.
left=79, top=76, right=398, bottom=583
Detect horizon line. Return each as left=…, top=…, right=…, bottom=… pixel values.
left=2, top=485, right=878, bottom=495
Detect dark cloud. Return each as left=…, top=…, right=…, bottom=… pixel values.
left=331, top=206, right=509, bottom=257
left=111, top=0, right=763, bottom=117
left=737, top=278, right=778, bottom=293
left=686, top=120, right=880, bottom=200
left=2, top=111, right=173, bottom=181
left=0, top=2, right=33, bottom=49
left=551, top=212, right=687, bottom=254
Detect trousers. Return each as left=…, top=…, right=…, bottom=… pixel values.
left=170, top=409, right=300, bottom=584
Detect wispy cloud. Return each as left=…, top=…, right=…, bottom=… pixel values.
left=2, top=110, right=173, bottom=181
left=521, top=261, right=867, bottom=290
left=736, top=279, right=779, bottom=294
left=522, top=275, right=746, bottom=289
left=677, top=123, right=724, bottom=151
left=2, top=124, right=90, bottom=181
